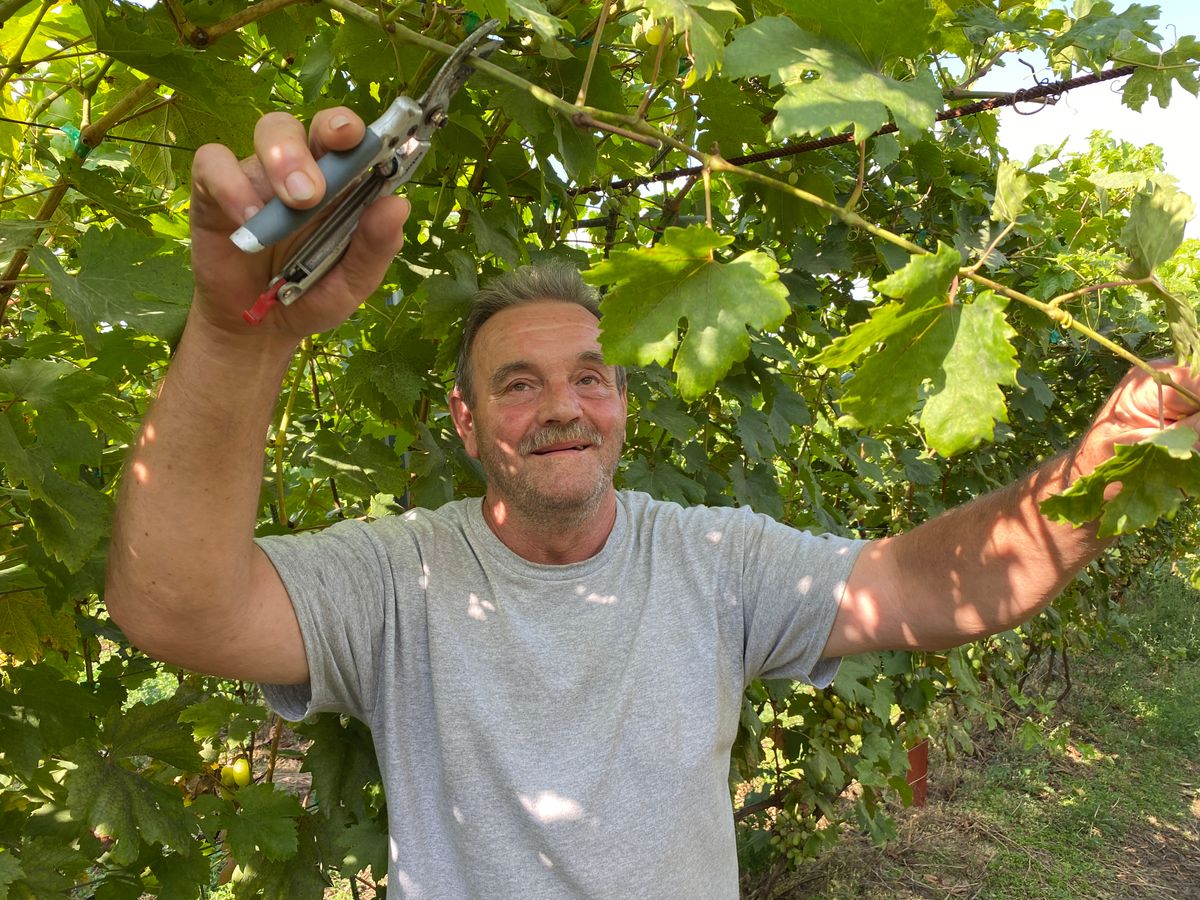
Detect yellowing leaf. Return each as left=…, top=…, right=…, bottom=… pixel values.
left=585, top=225, right=790, bottom=399
left=0, top=592, right=75, bottom=662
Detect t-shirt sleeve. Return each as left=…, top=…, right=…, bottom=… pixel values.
left=254, top=519, right=393, bottom=722
left=738, top=511, right=865, bottom=686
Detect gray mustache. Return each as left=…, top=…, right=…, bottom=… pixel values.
left=519, top=421, right=605, bottom=455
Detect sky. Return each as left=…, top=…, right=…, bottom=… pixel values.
left=978, top=1, right=1200, bottom=235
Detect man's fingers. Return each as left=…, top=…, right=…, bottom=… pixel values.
left=191, top=142, right=265, bottom=230
left=253, top=111, right=325, bottom=208
left=326, top=195, right=410, bottom=301
left=309, top=107, right=366, bottom=157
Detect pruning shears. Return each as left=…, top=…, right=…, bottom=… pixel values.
left=233, top=21, right=503, bottom=326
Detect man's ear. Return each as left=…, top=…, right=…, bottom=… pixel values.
left=448, top=387, right=480, bottom=459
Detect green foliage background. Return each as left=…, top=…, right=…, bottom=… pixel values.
left=0, top=0, right=1198, bottom=895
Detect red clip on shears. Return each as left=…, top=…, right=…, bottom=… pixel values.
left=233, top=22, right=502, bottom=325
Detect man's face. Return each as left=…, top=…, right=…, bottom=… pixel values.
left=449, top=301, right=627, bottom=520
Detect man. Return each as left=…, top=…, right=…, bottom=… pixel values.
left=105, top=108, right=1200, bottom=898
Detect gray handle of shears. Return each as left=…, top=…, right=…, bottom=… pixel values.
left=230, top=129, right=385, bottom=253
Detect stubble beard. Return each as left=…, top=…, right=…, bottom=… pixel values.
left=479, top=421, right=618, bottom=528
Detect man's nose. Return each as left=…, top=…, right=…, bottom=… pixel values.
left=537, top=378, right=583, bottom=423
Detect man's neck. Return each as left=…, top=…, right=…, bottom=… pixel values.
left=481, top=490, right=619, bottom=565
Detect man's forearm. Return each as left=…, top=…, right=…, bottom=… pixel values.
left=105, top=313, right=296, bottom=647
left=833, top=450, right=1110, bottom=654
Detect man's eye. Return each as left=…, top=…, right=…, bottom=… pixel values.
left=507, top=381, right=532, bottom=392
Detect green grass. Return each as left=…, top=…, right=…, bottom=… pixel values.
left=765, top=564, right=1200, bottom=899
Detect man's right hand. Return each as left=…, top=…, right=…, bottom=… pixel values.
left=106, top=106, right=411, bottom=686
left=189, top=106, right=411, bottom=342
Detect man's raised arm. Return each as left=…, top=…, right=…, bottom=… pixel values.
left=824, top=363, right=1200, bottom=657
left=104, top=109, right=409, bottom=684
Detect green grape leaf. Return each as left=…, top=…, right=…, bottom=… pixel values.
left=644, top=0, right=740, bottom=79
left=507, top=0, right=574, bottom=58
left=297, top=715, right=381, bottom=823
left=1051, top=1, right=1162, bottom=62
left=622, top=455, right=707, bottom=505
left=641, top=397, right=702, bottom=443
left=67, top=750, right=196, bottom=866
left=335, top=818, right=389, bottom=880
left=0, top=358, right=106, bottom=409
left=1121, top=181, right=1194, bottom=277
left=724, top=17, right=942, bottom=141
left=1040, top=424, right=1200, bottom=537
left=1120, top=36, right=1200, bottom=110
left=81, top=0, right=273, bottom=120
left=814, top=242, right=961, bottom=367
left=817, top=282, right=1016, bottom=456
left=9, top=664, right=104, bottom=751
left=918, top=292, right=1019, bottom=456
left=0, top=411, right=109, bottom=571
left=0, top=702, right=45, bottom=779
left=103, top=698, right=203, bottom=770
left=180, top=695, right=269, bottom=746
left=992, top=160, right=1033, bottom=223
left=30, top=229, right=192, bottom=351
left=587, top=224, right=790, bottom=399
left=223, top=784, right=304, bottom=864
left=781, top=0, right=936, bottom=67
left=233, top=813, right=332, bottom=900
left=0, top=848, right=24, bottom=895
left=0, top=591, right=76, bottom=662
left=4, top=838, right=89, bottom=899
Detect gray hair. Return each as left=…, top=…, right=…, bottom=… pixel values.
left=453, top=264, right=626, bottom=406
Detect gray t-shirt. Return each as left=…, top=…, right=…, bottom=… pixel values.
left=259, top=491, right=864, bottom=899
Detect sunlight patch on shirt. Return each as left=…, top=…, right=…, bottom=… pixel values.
left=467, top=592, right=495, bottom=621
left=796, top=575, right=813, bottom=594
left=520, top=791, right=583, bottom=824
left=574, top=583, right=617, bottom=605
left=418, top=563, right=430, bottom=590
left=705, top=530, right=723, bottom=543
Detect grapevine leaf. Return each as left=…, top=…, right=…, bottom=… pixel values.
left=8, top=664, right=103, bottom=751
left=0, top=849, right=23, bottom=896
left=506, top=0, right=574, bottom=58
left=30, top=229, right=193, bottom=351
left=335, top=818, right=389, bottom=880
left=622, top=455, right=707, bottom=505
left=0, top=591, right=76, bottom=662
left=1120, top=36, right=1200, bottom=110
left=0, top=411, right=109, bottom=571
left=813, top=242, right=961, bottom=367
left=1040, top=424, right=1200, bottom=537
left=103, top=698, right=203, bottom=770
left=819, top=286, right=1016, bottom=455
left=81, top=0, right=274, bottom=121
left=1050, top=1, right=1161, bottom=64
left=222, top=784, right=304, bottom=864
left=1121, top=181, right=1194, bottom=277
left=644, top=0, right=740, bottom=79
left=0, top=700, right=44, bottom=778
left=724, top=17, right=942, bottom=141
left=180, top=695, right=268, bottom=746
left=641, top=397, right=702, bottom=443
left=0, top=358, right=106, bottom=409
left=781, top=0, right=936, bottom=67
left=992, top=161, right=1033, bottom=223
left=297, top=715, right=381, bottom=823
left=234, top=813, right=332, bottom=900
left=66, top=750, right=196, bottom=866
left=919, top=292, right=1019, bottom=456
left=587, top=225, right=790, bottom=399
left=5, top=838, right=89, bottom=898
